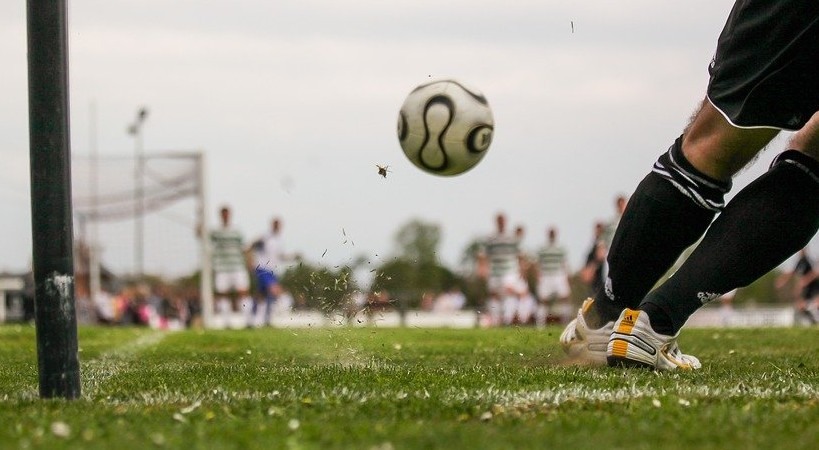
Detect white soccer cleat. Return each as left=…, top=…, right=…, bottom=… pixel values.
left=607, top=308, right=701, bottom=371
left=559, top=298, right=613, bottom=366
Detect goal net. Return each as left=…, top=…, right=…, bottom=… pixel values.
left=71, top=151, right=215, bottom=326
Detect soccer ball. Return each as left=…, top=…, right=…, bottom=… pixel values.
left=397, top=79, right=494, bottom=176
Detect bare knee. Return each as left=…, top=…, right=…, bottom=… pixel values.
left=789, top=111, right=819, bottom=161
left=682, top=99, right=779, bottom=181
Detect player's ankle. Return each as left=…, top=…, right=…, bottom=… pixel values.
left=584, top=296, right=622, bottom=329
left=639, top=302, right=676, bottom=335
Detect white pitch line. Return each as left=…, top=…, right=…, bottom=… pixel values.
left=81, top=331, right=167, bottom=396
left=0, top=331, right=168, bottom=402
left=89, top=380, right=819, bottom=408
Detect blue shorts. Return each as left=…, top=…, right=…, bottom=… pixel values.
left=255, top=267, right=279, bottom=295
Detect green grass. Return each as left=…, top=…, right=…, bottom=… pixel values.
left=1, top=324, right=817, bottom=449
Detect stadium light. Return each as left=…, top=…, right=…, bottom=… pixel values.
left=128, top=107, right=149, bottom=278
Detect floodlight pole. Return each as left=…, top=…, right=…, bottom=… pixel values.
left=89, top=102, right=101, bottom=306
left=128, top=108, right=148, bottom=279
left=27, top=0, right=81, bottom=399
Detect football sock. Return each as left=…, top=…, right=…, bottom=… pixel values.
left=641, top=150, right=819, bottom=335
left=264, top=294, right=277, bottom=325
left=587, top=136, right=728, bottom=328
left=240, top=295, right=254, bottom=315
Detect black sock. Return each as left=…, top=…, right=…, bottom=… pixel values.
left=642, top=150, right=819, bottom=334
left=588, top=136, right=726, bottom=327
left=638, top=302, right=675, bottom=335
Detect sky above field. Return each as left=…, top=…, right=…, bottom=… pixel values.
left=0, top=1, right=815, bottom=279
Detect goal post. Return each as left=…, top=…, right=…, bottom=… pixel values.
left=196, top=153, right=214, bottom=328
left=27, top=0, right=81, bottom=399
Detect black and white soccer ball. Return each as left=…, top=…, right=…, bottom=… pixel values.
left=397, top=79, right=494, bottom=176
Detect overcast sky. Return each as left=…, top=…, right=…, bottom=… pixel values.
left=1, top=1, right=815, bottom=280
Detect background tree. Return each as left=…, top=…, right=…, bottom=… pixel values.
left=733, top=270, right=785, bottom=305
left=457, top=237, right=488, bottom=309
left=394, top=218, right=441, bottom=264
left=281, top=261, right=358, bottom=315
left=371, top=219, right=457, bottom=309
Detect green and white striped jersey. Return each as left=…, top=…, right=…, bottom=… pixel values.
left=483, top=234, right=519, bottom=280
left=537, top=244, right=567, bottom=275
left=210, top=228, right=246, bottom=273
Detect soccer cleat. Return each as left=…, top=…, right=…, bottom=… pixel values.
left=559, top=298, right=613, bottom=366
left=607, top=308, right=701, bottom=371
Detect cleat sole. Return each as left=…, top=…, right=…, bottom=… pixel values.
left=607, top=355, right=654, bottom=369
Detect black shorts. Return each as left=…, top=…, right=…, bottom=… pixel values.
left=707, top=0, right=819, bottom=131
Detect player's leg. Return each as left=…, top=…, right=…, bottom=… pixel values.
left=809, top=292, right=819, bottom=325
left=586, top=99, right=778, bottom=328
left=604, top=0, right=819, bottom=369
left=250, top=268, right=274, bottom=327
left=213, top=272, right=233, bottom=322
left=247, top=270, right=262, bottom=328
left=640, top=113, right=819, bottom=335
left=264, top=280, right=281, bottom=326
left=232, top=270, right=253, bottom=327
left=596, top=0, right=818, bottom=332
left=791, top=113, right=819, bottom=159
left=536, top=277, right=553, bottom=322
left=555, top=275, right=572, bottom=323
left=502, top=295, right=518, bottom=326
left=534, top=276, right=548, bottom=326
left=680, top=100, right=780, bottom=180
left=797, top=294, right=818, bottom=325
left=486, top=278, right=503, bottom=326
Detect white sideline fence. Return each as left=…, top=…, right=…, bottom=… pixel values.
left=208, top=309, right=481, bottom=330
left=687, top=305, right=802, bottom=328
left=204, top=305, right=808, bottom=330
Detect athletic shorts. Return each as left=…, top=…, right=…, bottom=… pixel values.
left=214, top=269, right=250, bottom=294
left=537, top=273, right=571, bottom=300
left=707, top=0, right=819, bottom=130
left=487, top=274, right=514, bottom=295
left=255, top=267, right=279, bottom=295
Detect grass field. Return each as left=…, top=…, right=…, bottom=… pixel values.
left=1, top=324, right=817, bottom=449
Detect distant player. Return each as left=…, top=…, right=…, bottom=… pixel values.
left=248, top=217, right=293, bottom=327
left=777, top=248, right=819, bottom=325
left=477, top=213, right=520, bottom=326
left=598, top=194, right=628, bottom=294
left=578, top=221, right=607, bottom=297
left=601, top=195, right=628, bottom=251
left=513, top=253, right=538, bottom=325
left=210, top=206, right=253, bottom=325
left=504, top=225, right=536, bottom=324
left=535, top=226, right=572, bottom=325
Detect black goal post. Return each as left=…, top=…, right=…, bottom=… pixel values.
left=27, top=0, right=81, bottom=399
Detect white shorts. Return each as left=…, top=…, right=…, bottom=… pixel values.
left=488, top=274, right=517, bottom=296
left=537, top=273, right=570, bottom=300
left=214, top=269, right=250, bottom=294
